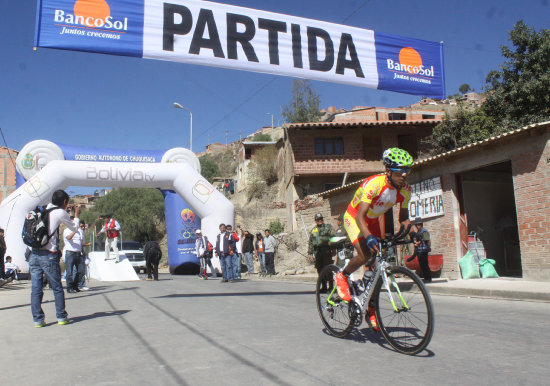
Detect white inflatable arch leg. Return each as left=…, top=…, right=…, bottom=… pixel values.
left=0, top=160, right=234, bottom=273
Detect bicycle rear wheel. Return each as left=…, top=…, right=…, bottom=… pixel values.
left=374, top=266, right=434, bottom=355
left=316, top=264, right=356, bottom=338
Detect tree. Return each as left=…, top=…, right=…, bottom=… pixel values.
left=459, top=83, right=471, bottom=94
left=91, top=188, right=165, bottom=243
left=251, top=132, right=272, bottom=142
left=483, top=21, right=550, bottom=129
left=429, top=105, right=497, bottom=152
left=281, top=79, right=323, bottom=123
left=199, top=154, right=219, bottom=183
left=430, top=22, right=550, bottom=154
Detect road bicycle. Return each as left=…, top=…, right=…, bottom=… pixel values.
left=316, top=225, right=434, bottom=355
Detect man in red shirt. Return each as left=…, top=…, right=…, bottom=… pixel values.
left=97, top=214, right=121, bottom=263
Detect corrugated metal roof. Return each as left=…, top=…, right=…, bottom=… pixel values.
left=414, top=120, right=550, bottom=166
left=320, top=120, right=550, bottom=197
left=286, top=119, right=440, bottom=129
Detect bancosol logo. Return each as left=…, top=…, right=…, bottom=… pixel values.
left=386, top=47, right=435, bottom=79
left=54, top=0, right=128, bottom=31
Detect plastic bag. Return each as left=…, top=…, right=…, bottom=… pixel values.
left=479, top=258, right=499, bottom=278
left=459, top=251, right=480, bottom=279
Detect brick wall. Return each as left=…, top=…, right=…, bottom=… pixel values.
left=512, top=138, right=550, bottom=281
left=424, top=175, right=460, bottom=279
left=291, top=129, right=367, bottom=175
left=1, top=147, right=18, bottom=202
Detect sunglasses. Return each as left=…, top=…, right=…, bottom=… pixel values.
left=389, top=168, right=411, bottom=175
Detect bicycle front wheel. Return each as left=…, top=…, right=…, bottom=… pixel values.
left=316, top=264, right=356, bottom=338
left=374, top=266, right=434, bottom=355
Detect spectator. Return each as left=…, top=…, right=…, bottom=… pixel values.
left=143, top=240, right=162, bottom=281
left=333, top=214, right=354, bottom=269
left=76, top=223, right=92, bottom=291
left=195, top=229, right=216, bottom=279
left=0, top=228, right=6, bottom=280
left=29, top=190, right=80, bottom=327
left=63, top=218, right=87, bottom=293
left=215, top=224, right=236, bottom=282
left=407, top=218, right=432, bottom=283
left=263, top=229, right=277, bottom=276
left=97, top=214, right=121, bottom=263
left=307, top=213, right=335, bottom=292
left=227, top=225, right=242, bottom=280
left=4, top=256, right=19, bottom=281
left=242, top=230, right=255, bottom=274
left=255, top=233, right=266, bottom=276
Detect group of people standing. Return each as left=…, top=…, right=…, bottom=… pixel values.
left=194, top=224, right=277, bottom=282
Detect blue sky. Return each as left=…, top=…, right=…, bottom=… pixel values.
left=1, top=0, right=549, bottom=155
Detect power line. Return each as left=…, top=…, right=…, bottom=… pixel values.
left=341, top=1, right=371, bottom=23
left=196, top=2, right=374, bottom=144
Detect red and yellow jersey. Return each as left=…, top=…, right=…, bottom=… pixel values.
left=346, top=174, right=411, bottom=220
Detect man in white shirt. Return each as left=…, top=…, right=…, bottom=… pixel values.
left=97, top=214, right=121, bottom=263
left=63, top=219, right=87, bottom=293
left=29, top=190, right=80, bottom=327
left=4, top=256, right=19, bottom=281
left=263, top=229, right=277, bottom=275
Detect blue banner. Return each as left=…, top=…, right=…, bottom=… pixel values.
left=163, top=190, right=200, bottom=274
left=35, top=0, right=445, bottom=98
left=35, top=0, right=144, bottom=57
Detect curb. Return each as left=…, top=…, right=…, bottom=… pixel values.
left=426, top=285, right=550, bottom=302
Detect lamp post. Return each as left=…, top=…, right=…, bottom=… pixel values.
left=173, top=102, right=193, bottom=151
left=266, top=113, right=274, bottom=130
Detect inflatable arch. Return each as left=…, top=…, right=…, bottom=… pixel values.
left=0, top=140, right=234, bottom=273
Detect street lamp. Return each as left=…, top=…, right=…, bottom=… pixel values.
left=173, top=102, right=193, bottom=151
left=266, top=113, right=274, bottom=130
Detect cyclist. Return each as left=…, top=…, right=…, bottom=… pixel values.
left=335, top=148, right=413, bottom=329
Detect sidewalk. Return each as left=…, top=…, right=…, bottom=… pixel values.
left=246, top=273, right=550, bottom=302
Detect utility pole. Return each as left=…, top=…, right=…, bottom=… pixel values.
left=225, top=129, right=228, bottom=145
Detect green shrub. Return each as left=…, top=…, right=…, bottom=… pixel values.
left=269, top=218, right=285, bottom=234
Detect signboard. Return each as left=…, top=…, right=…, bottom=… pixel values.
left=408, top=176, right=444, bottom=220
left=34, top=0, right=445, bottom=98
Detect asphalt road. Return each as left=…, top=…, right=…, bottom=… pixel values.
left=1, top=275, right=549, bottom=385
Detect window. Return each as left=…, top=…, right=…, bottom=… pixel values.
left=245, top=148, right=252, bottom=160
left=388, top=112, right=407, bottom=121
left=314, top=138, right=344, bottom=155
left=422, top=114, right=435, bottom=119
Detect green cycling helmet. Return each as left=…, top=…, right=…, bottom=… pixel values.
left=383, top=148, right=414, bottom=169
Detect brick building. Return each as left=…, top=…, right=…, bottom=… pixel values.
left=0, top=146, right=18, bottom=202
left=318, top=121, right=550, bottom=282
left=282, top=118, right=442, bottom=200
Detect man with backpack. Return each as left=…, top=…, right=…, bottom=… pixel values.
left=143, top=240, right=162, bottom=281
left=26, top=190, right=80, bottom=327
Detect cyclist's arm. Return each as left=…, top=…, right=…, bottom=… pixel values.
left=398, top=207, right=411, bottom=229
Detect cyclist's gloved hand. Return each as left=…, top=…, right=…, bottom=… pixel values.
left=365, top=235, right=378, bottom=249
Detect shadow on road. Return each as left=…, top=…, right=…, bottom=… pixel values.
left=0, top=286, right=139, bottom=312
left=321, top=326, right=436, bottom=357
left=70, top=309, right=131, bottom=323
left=155, top=290, right=315, bottom=299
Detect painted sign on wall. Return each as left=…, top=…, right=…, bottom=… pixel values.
left=408, top=176, right=444, bottom=219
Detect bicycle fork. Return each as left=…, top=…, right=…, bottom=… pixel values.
left=381, top=267, right=410, bottom=313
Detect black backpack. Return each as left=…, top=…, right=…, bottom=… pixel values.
left=21, top=206, right=59, bottom=248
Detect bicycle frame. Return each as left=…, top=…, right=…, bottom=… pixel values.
left=326, top=230, right=412, bottom=316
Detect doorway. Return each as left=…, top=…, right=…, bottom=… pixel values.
left=459, top=161, right=522, bottom=277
